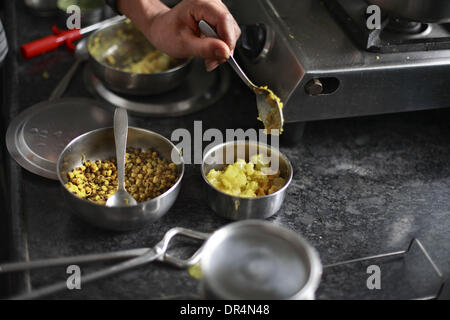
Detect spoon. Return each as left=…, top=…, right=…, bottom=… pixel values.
left=198, top=20, right=284, bottom=134
left=106, top=108, right=138, bottom=207
left=49, top=37, right=90, bottom=101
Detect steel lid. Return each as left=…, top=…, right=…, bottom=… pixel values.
left=6, top=98, right=113, bottom=180
left=200, top=220, right=322, bottom=300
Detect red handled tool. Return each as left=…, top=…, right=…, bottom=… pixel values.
left=20, top=15, right=126, bottom=59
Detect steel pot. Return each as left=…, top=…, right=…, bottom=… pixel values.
left=87, top=19, right=192, bottom=96
left=200, top=220, right=323, bottom=300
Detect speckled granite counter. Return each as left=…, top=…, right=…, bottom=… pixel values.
left=1, top=1, right=449, bottom=300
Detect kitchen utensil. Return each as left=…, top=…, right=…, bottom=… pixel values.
left=84, top=57, right=230, bottom=117
left=48, top=37, right=89, bottom=100
left=200, top=220, right=322, bottom=299
left=6, top=98, right=112, bottom=179
left=87, top=19, right=192, bottom=95
left=0, top=18, right=7, bottom=66
left=3, top=227, right=444, bottom=300
left=2, top=221, right=321, bottom=300
left=6, top=227, right=210, bottom=300
left=368, top=0, right=450, bottom=23
left=20, top=14, right=125, bottom=59
left=56, top=127, right=184, bottom=231
left=106, top=108, right=137, bottom=207
left=198, top=20, right=284, bottom=134
left=201, top=140, right=293, bottom=220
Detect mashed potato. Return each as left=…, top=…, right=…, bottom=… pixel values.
left=206, top=154, right=286, bottom=198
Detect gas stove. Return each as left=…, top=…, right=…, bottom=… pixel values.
left=228, top=0, right=450, bottom=126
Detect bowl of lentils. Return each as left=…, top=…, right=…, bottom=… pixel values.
left=57, top=127, right=184, bottom=231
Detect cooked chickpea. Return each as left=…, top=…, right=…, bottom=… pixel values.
left=65, top=147, right=179, bottom=205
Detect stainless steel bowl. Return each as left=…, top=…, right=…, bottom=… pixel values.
left=200, top=220, right=322, bottom=300
left=201, top=141, right=293, bottom=220
left=57, top=127, right=184, bottom=231
left=368, top=0, right=450, bottom=23
left=88, top=19, right=192, bottom=96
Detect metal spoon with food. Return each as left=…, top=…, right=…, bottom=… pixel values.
left=198, top=20, right=284, bottom=134
left=106, top=108, right=138, bottom=207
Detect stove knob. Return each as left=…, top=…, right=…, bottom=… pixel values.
left=239, top=24, right=274, bottom=62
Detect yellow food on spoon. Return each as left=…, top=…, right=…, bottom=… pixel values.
left=206, top=154, right=286, bottom=198
left=256, top=86, right=284, bottom=134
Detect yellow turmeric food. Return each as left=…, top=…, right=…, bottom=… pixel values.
left=206, top=154, right=286, bottom=198
left=256, top=85, right=284, bottom=134
left=65, top=147, right=178, bottom=205
left=89, top=20, right=181, bottom=74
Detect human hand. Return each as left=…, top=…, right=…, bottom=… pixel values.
left=119, top=0, right=241, bottom=72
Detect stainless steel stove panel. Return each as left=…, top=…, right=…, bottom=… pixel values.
left=229, top=0, right=450, bottom=123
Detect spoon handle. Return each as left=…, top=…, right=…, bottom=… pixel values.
left=0, top=248, right=150, bottom=273
left=48, top=59, right=82, bottom=101
left=114, top=108, right=128, bottom=190
left=198, top=20, right=257, bottom=90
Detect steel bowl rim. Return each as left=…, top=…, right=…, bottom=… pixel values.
left=56, top=126, right=185, bottom=209
left=87, top=20, right=193, bottom=77
left=200, top=220, right=323, bottom=300
left=57, top=0, right=104, bottom=13
left=201, top=140, right=293, bottom=200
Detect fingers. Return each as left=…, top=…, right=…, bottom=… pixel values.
left=205, top=59, right=220, bottom=72
left=181, top=28, right=230, bottom=60
left=187, top=0, right=241, bottom=52
left=205, top=57, right=227, bottom=72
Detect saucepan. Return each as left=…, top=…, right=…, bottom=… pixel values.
left=368, top=0, right=450, bottom=23
left=87, top=19, right=193, bottom=95
left=1, top=220, right=322, bottom=300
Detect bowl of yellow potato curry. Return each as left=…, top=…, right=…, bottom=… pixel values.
left=201, top=141, right=293, bottom=220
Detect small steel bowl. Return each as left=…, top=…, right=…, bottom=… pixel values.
left=57, top=127, right=184, bottom=231
left=200, top=220, right=322, bottom=300
left=88, top=19, right=193, bottom=96
left=201, top=141, right=293, bottom=220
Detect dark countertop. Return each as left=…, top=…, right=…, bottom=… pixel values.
left=1, top=1, right=450, bottom=300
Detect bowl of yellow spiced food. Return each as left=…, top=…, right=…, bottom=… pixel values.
left=201, top=141, right=293, bottom=220
left=57, top=127, right=184, bottom=231
left=88, top=19, right=192, bottom=95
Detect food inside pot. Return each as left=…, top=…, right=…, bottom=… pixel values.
left=88, top=19, right=184, bottom=74
left=206, top=154, right=286, bottom=198
left=65, top=147, right=179, bottom=205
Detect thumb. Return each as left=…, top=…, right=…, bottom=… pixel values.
left=182, top=29, right=230, bottom=60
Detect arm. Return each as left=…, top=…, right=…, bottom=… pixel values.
left=117, top=0, right=241, bottom=72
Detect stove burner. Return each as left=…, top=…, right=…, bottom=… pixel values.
left=83, top=58, right=230, bottom=117
left=326, top=0, right=450, bottom=53
left=386, top=19, right=425, bottom=34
